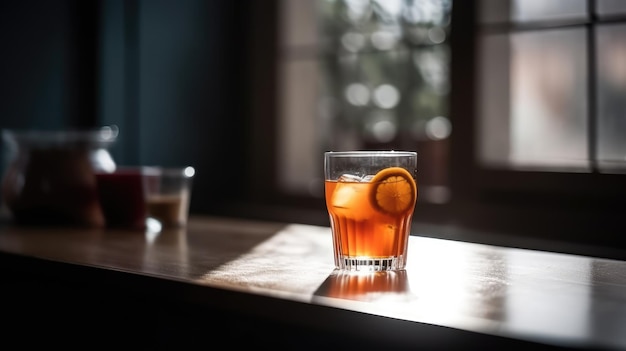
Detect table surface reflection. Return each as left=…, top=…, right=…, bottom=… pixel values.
left=1, top=216, right=625, bottom=350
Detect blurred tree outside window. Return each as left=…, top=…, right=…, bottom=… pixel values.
left=277, top=0, right=453, bottom=205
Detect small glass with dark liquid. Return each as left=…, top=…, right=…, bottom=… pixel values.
left=94, top=167, right=157, bottom=230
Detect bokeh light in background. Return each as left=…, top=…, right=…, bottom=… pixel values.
left=278, top=0, right=453, bottom=204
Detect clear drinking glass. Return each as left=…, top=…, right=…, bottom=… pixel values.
left=324, top=151, right=418, bottom=271
left=145, top=166, right=195, bottom=228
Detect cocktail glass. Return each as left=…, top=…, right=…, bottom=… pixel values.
left=324, top=151, right=418, bottom=271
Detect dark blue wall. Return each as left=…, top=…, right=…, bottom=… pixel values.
left=0, top=0, right=77, bottom=129
left=0, top=0, right=251, bottom=213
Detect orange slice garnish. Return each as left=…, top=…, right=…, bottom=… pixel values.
left=369, top=167, right=417, bottom=215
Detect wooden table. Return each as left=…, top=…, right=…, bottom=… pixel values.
left=1, top=215, right=625, bottom=350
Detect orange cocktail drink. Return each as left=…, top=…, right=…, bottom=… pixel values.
left=324, top=151, right=418, bottom=271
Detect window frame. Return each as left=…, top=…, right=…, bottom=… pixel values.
left=466, top=1, right=626, bottom=198
left=447, top=0, right=626, bottom=248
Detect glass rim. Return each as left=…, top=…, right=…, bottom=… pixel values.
left=159, top=166, right=196, bottom=178
left=324, top=150, right=417, bottom=158
left=111, top=165, right=195, bottom=178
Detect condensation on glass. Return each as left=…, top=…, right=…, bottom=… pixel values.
left=278, top=0, right=453, bottom=204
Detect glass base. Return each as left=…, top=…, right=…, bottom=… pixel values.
left=336, top=255, right=406, bottom=272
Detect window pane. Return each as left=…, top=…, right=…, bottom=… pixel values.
left=332, top=51, right=410, bottom=146
left=478, top=0, right=588, bottom=25
left=278, top=59, right=323, bottom=196
left=510, top=29, right=588, bottom=170
left=409, top=46, right=451, bottom=203
left=477, top=34, right=511, bottom=166
left=596, top=24, right=626, bottom=173
left=596, top=0, right=626, bottom=18
left=512, top=0, right=587, bottom=23
left=478, top=29, right=589, bottom=171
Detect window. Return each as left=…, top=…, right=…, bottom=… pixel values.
left=461, top=0, right=626, bottom=250
left=468, top=0, right=626, bottom=199
left=476, top=0, right=626, bottom=174
left=263, top=0, right=626, bottom=254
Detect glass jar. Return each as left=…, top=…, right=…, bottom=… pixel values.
left=1, top=126, right=118, bottom=227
